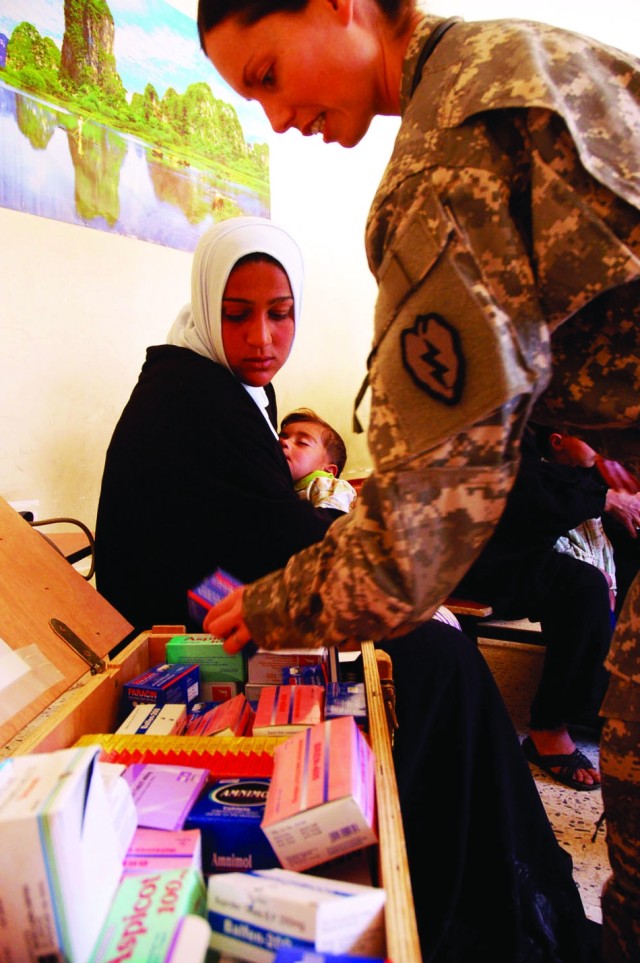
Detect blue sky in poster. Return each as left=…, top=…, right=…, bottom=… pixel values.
left=0, top=0, right=269, bottom=143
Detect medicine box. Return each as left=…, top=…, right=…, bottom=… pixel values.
left=89, top=868, right=208, bottom=962
left=207, top=868, right=386, bottom=962
left=200, top=680, right=242, bottom=702
left=248, top=647, right=329, bottom=685
left=117, top=702, right=187, bottom=736
left=123, top=662, right=200, bottom=710
left=253, top=685, right=324, bottom=737
left=185, top=777, right=279, bottom=875
left=166, top=634, right=246, bottom=684
left=184, top=694, right=254, bottom=737
left=122, top=762, right=209, bottom=832
left=122, top=826, right=202, bottom=878
left=324, top=683, right=368, bottom=729
left=261, top=716, right=377, bottom=872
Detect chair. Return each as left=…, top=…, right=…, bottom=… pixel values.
left=26, top=515, right=95, bottom=580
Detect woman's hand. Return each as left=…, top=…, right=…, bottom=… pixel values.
left=203, top=586, right=252, bottom=653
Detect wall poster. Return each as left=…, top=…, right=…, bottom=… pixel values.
left=0, top=0, right=271, bottom=252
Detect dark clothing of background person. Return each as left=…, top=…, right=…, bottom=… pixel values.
left=95, top=345, right=339, bottom=633
left=456, top=428, right=612, bottom=730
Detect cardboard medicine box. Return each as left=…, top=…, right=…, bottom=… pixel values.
left=166, top=634, right=246, bottom=684
left=253, top=684, right=324, bottom=736
left=185, top=777, right=279, bottom=875
left=248, top=647, right=329, bottom=685
left=207, top=868, right=386, bottom=962
left=261, top=715, right=377, bottom=872
left=89, top=867, right=208, bottom=962
left=123, top=662, right=200, bottom=710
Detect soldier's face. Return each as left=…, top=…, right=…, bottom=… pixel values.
left=204, top=0, right=381, bottom=148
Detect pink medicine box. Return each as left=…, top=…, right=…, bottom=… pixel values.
left=261, top=715, right=377, bottom=871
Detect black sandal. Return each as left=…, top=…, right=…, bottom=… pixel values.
left=522, top=736, right=600, bottom=791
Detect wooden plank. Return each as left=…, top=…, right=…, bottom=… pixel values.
left=0, top=497, right=133, bottom=745
left=445, top=596, right=493, bottom=618
left=361, top=640, right=422, bottom=963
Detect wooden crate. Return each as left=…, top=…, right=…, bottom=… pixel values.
left=0, top=499, right=421, bottom=962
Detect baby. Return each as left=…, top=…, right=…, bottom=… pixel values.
left=278, top=408, right=357, bottom=514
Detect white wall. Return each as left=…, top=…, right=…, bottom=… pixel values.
left=1, top=1, right=638, bottom=526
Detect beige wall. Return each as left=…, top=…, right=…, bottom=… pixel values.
left=1, top=1, right=637, bottom=526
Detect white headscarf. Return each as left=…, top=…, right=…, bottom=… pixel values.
left=167, top=216, right=304, bottom=432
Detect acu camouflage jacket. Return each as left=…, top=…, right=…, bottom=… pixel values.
left=243, top=13, right=640, bottom=667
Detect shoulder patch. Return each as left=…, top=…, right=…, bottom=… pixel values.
left=400, top=313, right=464, bottom=405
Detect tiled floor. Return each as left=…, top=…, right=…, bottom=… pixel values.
left=479, top=637, right=610, bottom=924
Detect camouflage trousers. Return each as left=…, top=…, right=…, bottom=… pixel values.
left=600, top=712, right=640, bottom=963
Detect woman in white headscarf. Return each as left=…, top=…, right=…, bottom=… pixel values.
left=95, top=217, right=338, bottom=632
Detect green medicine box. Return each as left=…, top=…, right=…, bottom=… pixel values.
left=166, top=634, right=246, bottom=684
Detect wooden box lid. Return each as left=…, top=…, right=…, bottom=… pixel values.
left=0, top=497, right=133, bottom=746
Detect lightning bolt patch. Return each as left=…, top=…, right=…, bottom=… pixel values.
left=400, top=313, right=464, bottom=405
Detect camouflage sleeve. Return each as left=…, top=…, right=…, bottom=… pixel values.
left=243, top=99, right=640, bottom=650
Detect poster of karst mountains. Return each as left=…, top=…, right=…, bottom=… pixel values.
left=0, top=0, right=270, bottom=251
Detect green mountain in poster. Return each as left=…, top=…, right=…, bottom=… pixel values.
left=0, top=0, right=267, bottom=196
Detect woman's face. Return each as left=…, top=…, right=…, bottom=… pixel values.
left=221, top=259, right=295, bottom=386
left=203, top=0, right=383, bottom=148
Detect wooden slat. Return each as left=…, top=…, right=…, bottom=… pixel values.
left=361, top=640, right=422, bottom=963
left=445, top=596, right=493, bottom=618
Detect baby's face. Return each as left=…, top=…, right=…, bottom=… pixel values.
left=279, top=421, right=332, bottom=483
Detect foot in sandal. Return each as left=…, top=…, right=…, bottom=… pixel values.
left=523, top=727, right=600, bottom=791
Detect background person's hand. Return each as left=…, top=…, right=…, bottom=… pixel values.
left=604, top=489, right=640, bottom=537
left=203, top=586, right=251, bottom=653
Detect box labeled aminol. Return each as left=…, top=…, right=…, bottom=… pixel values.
left=253, top=685, right=324, bottom=737
left=185, top=694, right=254, bottom=738
left=167, top=634, right=246, bottom=685
left=324, top=683, right=368, bottom=730
left=185, top=778, right=279, bottom=875
left=248, top=648, right=329, bottom=686
left=261, top=716, right=376, bottom=872
left=89, top=868, right=208, bottom=962
left=207, top=868, right=386, bottom=962
left=117, top=702, right=187, bottom=736
left=123, top=663, right=200, bottom=710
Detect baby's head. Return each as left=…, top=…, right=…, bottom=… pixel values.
left=532, top=424, right=598, bottom=469
left=279, top=408, right=347, bottom=484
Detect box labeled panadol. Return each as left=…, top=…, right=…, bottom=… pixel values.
left=123, top=663, right=200, bottom=710
left=261, top=716, right=376, bottom=871
left=207, top=868, right=386, bottom=962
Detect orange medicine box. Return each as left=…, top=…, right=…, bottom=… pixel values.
left=261, top=716, right=377, bottom=872
left=252, top=684, right=324, bottom=737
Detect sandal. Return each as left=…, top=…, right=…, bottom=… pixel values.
left=522, top=736, right=600, bottom=792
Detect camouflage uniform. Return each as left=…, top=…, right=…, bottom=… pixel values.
left=600, top=577, right=640, bottom=962
left=244, top=13, right=640, bottom=649
left=240, top=16, right=640, bottom=958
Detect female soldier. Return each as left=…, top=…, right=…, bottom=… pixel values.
left=198, top=3, right=640, bottom=960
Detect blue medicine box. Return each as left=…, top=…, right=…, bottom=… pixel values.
left=123, top=662, right=200, bottom=710
left=185, top=777, right=279, bottom=875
